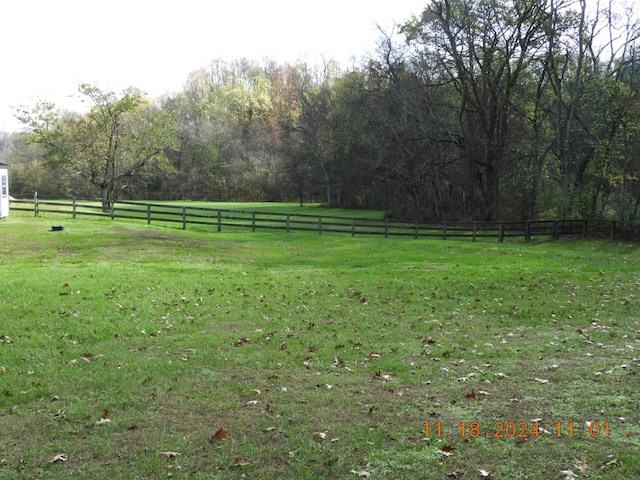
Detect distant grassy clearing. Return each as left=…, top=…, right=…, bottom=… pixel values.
left=0, top=213, right=638, bottom=479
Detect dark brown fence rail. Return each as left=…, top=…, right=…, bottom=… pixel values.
left=9, top=197, right=627, bottom=242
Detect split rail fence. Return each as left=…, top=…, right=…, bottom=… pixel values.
left=9, top=197, right=626, bottom=242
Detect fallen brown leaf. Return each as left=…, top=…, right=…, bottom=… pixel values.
left=52, top=409, right=67, bottom=420
left=435, top=449, right=453, bottom=457
left=49, top=453, right=68, bottom=463
left=599, top=458, right=621, bottom=470
left=233, top=458, right=250, bottom=467
left=159, top=451, right=181, bottom=458
left=351, top=470, right=371, bottom=478
left=448, top=470, right=464, bottom=478
left=575, top=457, right=588, bottom=475
left=561, top=469, right=577, bottom=480
left=212, top=427, right=228, bottom=440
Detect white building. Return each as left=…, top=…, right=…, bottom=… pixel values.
left=0, top=162, right=9, bottom=218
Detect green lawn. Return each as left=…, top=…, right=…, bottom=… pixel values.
left=1, top=212, right=639, bottom=479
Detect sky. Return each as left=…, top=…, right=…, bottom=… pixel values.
left=0, top=0, right=427, bottom=132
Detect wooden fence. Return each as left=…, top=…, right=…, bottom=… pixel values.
left=9, top=197, right=624, bottom=242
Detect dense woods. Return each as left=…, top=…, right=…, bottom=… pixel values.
left=2, top=0, right=640, bottom=223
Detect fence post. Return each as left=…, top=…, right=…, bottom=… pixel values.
left=34, top=191, right=38, bottom=217
left=385, top=219, right=389, bottom=238
left=318, top=216, right=322, bottom=235
left=414, top=221, right=418, bottom=239
left=442, top=222, right=447, bottom=240
left=351, top=218, right=356, bottom=237
left=72, top=198, right=77, bottom=219
left=110, top=201, right=115, bottom=220
left=610, top=220, right=616, bottom=240
left=472, top=222, right=477, bottom=242
left=182, top=207, right=187, bottom=230
left=525, top=221, right=531, bottom=242
left=252, top=212, right=256, bottom=232
left=553, top=220, right=559, bottom=240
left=583, top=219, right=588, bottom=239
left=147, top=204, right=151, bottom=225
left=217, top=210, right=222, bottom=232
left=499, top=222, right=505, bottom=242
left=287, top=214, right=291, bottom=233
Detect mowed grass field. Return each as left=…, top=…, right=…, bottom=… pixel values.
left=1, top=210, right=639, bottom=479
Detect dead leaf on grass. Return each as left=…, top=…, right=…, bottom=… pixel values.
left=96, top=418, right=111, bottom=426
left=575, top=457, right=589, bottom=475
left=599, top=458, right=621, bottom=470
left=448, top=470, right=464, bottom=478
left=159, top=451, right=181, bottom=458
left=465, top=390, right=476, bottom=399
left=351, top=470, right=371, bottom=477
left=479, top=469, right=493, bottom=478
left=534, top=378, right=549, bottom=384
left=49, top=453, right=68, bottom=463
left=52, top=409, right=67, bottom=420
left=560, top=470, right=577, bottom=480
left=233, top=458, right=250, bottom=467
left=435, top=449, right=453, bottom=457
left=374, top=371, right=391, bottom=380
left=212, top=427, right=228, bottom=440
left=314, top=431, right=328, bottom=439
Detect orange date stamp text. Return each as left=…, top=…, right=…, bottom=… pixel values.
left=424, top=421, right=610, bottom=439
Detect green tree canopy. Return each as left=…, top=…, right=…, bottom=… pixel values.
left=16, top=83, right=178, bottom=211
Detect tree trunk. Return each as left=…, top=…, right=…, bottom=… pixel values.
left=100, top=185, right=111, bottom=213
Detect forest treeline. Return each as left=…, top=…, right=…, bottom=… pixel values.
left=2, top=0, right=640, bottom=222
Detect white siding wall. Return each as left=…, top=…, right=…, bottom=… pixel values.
left=0, top=166, right=8, bottom=217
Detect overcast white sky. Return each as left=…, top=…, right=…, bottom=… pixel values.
left=0, top=0, right=427, bottom=132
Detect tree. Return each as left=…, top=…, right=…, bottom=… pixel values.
left=16, top=83, right=178, bottom=211
left=403, top=0, right=549, bottom=220
left=541, top=0, right=640, bottom=219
